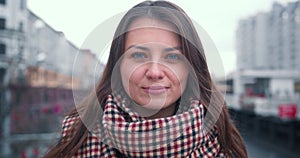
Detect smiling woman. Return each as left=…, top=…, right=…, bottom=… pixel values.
left=44, top=1, right=247, bottom=157
left=119, top=18, right=189, bottom=118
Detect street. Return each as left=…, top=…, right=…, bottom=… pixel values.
left=244, top=132, right=299, bottom=158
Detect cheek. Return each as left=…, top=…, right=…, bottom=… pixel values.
left=120, top=65, right=145, bottom=92
left=168, top=65, right=189, bottom=88
left=177, top=73, right=188, bottom=94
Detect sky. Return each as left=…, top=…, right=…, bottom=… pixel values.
left=27, top=0, right=295, bottom=75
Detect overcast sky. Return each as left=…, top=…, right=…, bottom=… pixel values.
left=27, top=0, right=295, bottom=74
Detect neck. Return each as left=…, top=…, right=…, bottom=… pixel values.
left=131, top=102, right=177, bottom=119
left=147, top=103, right=177, bottom=119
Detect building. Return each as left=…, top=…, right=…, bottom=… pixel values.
left=0, top=0, right=102, bottom=157
left=228, top=1, right=300, bottom=118
left=236, top=1, right=300, bottom=71
left=0, top=0, right=28, bottom=157
left=0, top=0, right=27, bottom=83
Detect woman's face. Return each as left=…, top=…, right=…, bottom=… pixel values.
left=120, top=18, right=189, bottom=117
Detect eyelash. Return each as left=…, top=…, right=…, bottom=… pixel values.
left=129, top=52, right=182, bottom=63
left=165, top=53, right=182, bottom=63
left=131, top=52, right=147, bottom=59
left=166, top=54, right=180, bottom=60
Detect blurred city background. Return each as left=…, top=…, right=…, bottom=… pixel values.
left=0, top=0, right=300, bottom=157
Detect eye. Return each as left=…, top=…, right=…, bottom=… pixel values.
left=131, top=52, right=147, bottom=59
left=165, top=53, right=181, bottom=61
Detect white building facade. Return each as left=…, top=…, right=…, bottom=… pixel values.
left=0, top=0, right=27, bottom=79
left=236, top=1, right=300, bottom=71
left=232, top=1, right=300, bottom=118
left=0, top=0, right=101, bottom=157
left=0, top=0, right=100, bottom=90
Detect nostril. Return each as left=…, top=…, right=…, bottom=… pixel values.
left=145, top=64, right=165, bottom=80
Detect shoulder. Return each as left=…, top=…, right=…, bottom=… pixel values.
left=61, top=114, right=121, bottom=157
left=61, top=114, right=80, bottom=141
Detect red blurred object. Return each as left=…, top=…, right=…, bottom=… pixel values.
left=21, top=150, right=26, bottom=158
left=41, top=107, right=50, bottom=113
left=278, top=103, right=297, bottom=119
left=54, top=103, right=61, bottom=114
left=33, top=147, right=39, bottom=157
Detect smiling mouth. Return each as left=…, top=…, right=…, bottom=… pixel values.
left=142, top=86, right=169, bottom=95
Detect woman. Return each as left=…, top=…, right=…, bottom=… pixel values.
left=45, top=1, right=247, bottom=157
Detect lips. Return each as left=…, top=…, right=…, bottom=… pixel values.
left=142, top=86, right=169, bottom=95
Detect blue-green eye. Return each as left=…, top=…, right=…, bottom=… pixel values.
left=131, top=52, right=147, bottom=59
left=166, top=54, right=180, bottom=60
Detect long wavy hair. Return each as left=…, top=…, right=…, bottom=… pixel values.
left=44, top=1, right=247, bottom=157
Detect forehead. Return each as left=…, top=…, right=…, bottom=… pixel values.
left=127, top=17, right=177, bottom=32
left=125, top=18, right=179, bottom=47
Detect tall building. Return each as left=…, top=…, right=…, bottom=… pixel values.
left=0, top=0, right=102, bottom=157
left=236, top=1, right=300, bottom=70
left=0, top=0, right=27, bottom=82
left=231, top=1, right=300, bottom=116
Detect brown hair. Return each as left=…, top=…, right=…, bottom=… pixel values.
left=44, top=1, right=247, bottom=157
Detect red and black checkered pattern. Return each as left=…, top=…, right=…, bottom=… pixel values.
left=61, top=94, right=226, bottom=157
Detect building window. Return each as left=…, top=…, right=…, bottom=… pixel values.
left=43, top=92, right=48, bottom=103
left=15, top=92, right=22, bottom=106
left=61, top=92, right=66, bottom=100
left=20, top=0, right=25, bottom=10
left=0, top=43, right=6, bottom=55
left=0, top=18, right=6, bottom=29
left=0, top=68, right=5, bottom=83
left=0, top=0, right=5, bottom=5
left=18, top=45, right=24, bottom=60
left=0, top=92, right=3, bottom=105
left=295, top=8, right=300, bottom=23
left=18, top=22, right=23, bottom=31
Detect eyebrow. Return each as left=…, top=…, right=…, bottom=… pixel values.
left=126, top=45, right=182, bottom=52
left=164, top=46, right=182, bottom=52
left=126, top=45, right=150, bottom=51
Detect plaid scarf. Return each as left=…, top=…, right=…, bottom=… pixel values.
left=62, top=93, right=226, bottom=157
left=99, top=94, right=225, bottom=157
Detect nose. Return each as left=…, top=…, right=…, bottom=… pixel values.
left=145, top=62, right=165, bottom=80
